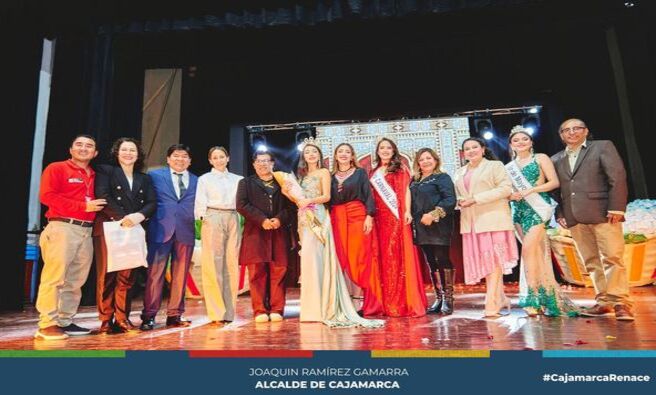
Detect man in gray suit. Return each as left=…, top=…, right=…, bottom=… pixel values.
left=551, top=118, right=633, bottom=320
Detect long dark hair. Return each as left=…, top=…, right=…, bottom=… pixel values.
left=331, top=143, right=360, bottom=174
left=461, top=137, right=498, bottom=161
left=374, top=137, right=403, bottom=173
left=110, top=137, right=146, bottom=172
left=297, top=143, right=324, bottom=181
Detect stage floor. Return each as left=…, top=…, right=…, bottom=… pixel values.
left=1, top=284, right=655, bottom=351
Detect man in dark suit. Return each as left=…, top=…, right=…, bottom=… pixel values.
left=236, top=152, right=295, bottom=323
left=551, top=118, right=633, bottom=320
left=140, top=144, right=198, bottom=330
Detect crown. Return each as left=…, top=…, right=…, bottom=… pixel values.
left=509, top=125, right=530, bottom=137
left=300, top=136, right=318, bottom=150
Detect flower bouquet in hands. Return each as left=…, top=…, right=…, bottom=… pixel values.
left=273, top=171, right=325, bottom=244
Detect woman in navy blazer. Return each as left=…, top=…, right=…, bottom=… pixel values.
left=93, top=138, right=156, bottom=333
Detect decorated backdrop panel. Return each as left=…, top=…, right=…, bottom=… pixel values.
left=315, top=117, right=470, bottom=178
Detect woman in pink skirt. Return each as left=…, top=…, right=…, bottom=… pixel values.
left=454, top=137, right=518, bottom=317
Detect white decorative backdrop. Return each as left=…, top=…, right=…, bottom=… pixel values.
left=315, top=117, right=471, bottom=178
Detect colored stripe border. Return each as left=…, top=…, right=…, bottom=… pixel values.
left=543, top=350, right=656, bottom=358
left=189, top=350, right=314, bottom=358
left=0, top=350, right=125, bottom=358
left=371, top=350, right=490, bottom=358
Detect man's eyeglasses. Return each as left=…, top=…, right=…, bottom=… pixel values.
left=254, top=159, right=272, bottom=164
left=560, top=126, right=587, bottom=134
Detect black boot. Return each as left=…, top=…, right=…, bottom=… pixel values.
left=441, top=268, right=455, bottom=315
left=427, top=270, right=444, bottom=314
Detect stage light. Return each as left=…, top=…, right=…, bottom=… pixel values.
left=474, top=118, right=494, bottom=139
left=521, top=114, right=540, bottom=136
left=528, top=107, right=539, bottom=114
left=250, top=132, right=267, bottom=153
left=295, top=127, right=314, bottom=152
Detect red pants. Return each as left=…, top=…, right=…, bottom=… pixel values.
left=246, top=262, right=287, bottom=316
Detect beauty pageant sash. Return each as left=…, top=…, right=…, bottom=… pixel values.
left=505, top=160, right=556, bottom=222
left=370, top=168, right=399, bottom=219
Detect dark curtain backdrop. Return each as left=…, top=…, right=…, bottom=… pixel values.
left=2, top=0, right=654, bottom=310
left=1, top=18, right=42, bottom=311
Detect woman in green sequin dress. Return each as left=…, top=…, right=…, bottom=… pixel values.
left=508, top=127, right=579, bottom=317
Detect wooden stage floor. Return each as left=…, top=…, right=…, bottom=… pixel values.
left=1, top=284, right=655, bottom=351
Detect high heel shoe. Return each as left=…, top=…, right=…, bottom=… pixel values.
left=484, top=299, right=512, bottom=318
left=523, top=306, right=539, bottom=317
left=500, top=298, right=512, bottom=316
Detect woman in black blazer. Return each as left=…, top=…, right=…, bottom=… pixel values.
left=93, top=138, right=156, bottom=333
left=410, top=148, right=457, bottom=315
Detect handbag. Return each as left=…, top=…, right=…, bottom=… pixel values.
left=102, top=221, right=148, bottom=272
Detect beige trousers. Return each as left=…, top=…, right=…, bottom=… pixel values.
left=200, top=210, right=242, bottom=321
left=36, top=221, right=93, bottom=328
left=569, top=222, right=632, bottom=307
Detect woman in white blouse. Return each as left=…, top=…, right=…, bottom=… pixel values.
left=195, top=146, right=244, bottom=324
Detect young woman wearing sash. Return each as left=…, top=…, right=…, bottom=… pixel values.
left=294, top=141, right=384, bottom=328
left=507, top=126, right=578, bottom=317
left=454, top=137, right=518, bottom=318
left=370, top=138, right=427, bottom=317
left=410, top=148, right=457, bottom=315
left=195, top=146, right=243, bottom=325
left=329, top=143, right=384, bottom=316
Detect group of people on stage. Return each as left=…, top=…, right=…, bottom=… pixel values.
left=33, top=117, right=634, bottom=340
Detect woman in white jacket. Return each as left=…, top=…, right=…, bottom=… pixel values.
left=454, top=137, right=518, bottom=317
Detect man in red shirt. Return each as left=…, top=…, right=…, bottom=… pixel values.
left=35, top=135, right=107, bottom=340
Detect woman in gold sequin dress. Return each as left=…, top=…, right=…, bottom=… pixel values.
left=294, top=142, right=384, bottom=328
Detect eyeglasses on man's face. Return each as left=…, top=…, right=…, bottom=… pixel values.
left=254, top=159, right=272, bottom=164
left=560, top=126, right=587, bottom=134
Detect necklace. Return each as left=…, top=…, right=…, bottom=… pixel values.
left=336, top=166, right=354, bottom=175
left=335, top=167, right=355, bottom=192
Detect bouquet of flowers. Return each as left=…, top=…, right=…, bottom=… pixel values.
left=273, top=171, right=325, bottom=244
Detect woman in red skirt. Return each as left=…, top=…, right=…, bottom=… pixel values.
left=330, top=143, right=384, bottom=316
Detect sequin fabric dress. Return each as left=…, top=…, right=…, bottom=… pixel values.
left=511, top=157, right=579, bottom=317
left=511, top=158, right=555, bottom=234
left=298, top=175, right=385, bottom=328
left=371, top=168, right=427, bottom=317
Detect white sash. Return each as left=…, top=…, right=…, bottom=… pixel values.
left=370, top=168, right=399, bottom=219
left=505, top=160, right=556, bottom=222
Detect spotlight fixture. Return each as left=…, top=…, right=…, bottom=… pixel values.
left=295, top=128, right=314, bottom=152
left=521, top=114, right=541, bottom=136
left=624, top=1, right=636, bottom=8
left=528, top=107, right=539, bottom=114
left=474, top=118, right=494, bottom=138
left=250, top=133, right=267, bottom=153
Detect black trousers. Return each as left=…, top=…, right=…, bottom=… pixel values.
left=420, top=244, right=453, bottom=272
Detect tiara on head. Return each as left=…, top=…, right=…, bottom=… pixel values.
left=509, top=125, right=531, bottom=138
left=300, top=136, right=318, bottom=150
